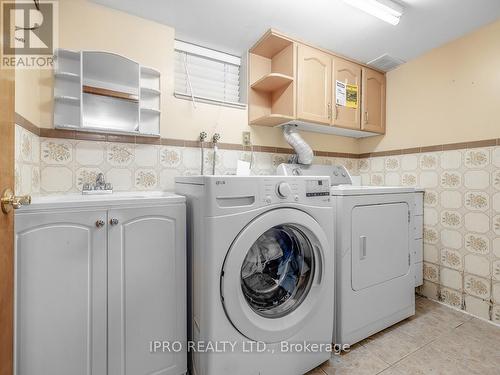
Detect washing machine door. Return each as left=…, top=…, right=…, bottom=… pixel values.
left=221, top=208, right=330, bottom=343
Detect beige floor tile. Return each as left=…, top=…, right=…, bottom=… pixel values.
left=321, top=344, right=389, bottom=375
left=309, top=298, right=498, bottom=375
left=424, top=319, right=500, bottom=374
left=394, top=314, right=450, bottom=345
left=416, top=297, right=469, bottom=324
left=396, top=299, right=471, bottom=345
left=390, top=317, right=500, bottom=375
left=452, top=317, right=500, bottom=348
left=360, top=323, right=427, bottom=364
left=390, top=344, right=474, bottom=375
left=376, top=367, right=404, bottom=375
left=305, top=367, right=327, bottom=375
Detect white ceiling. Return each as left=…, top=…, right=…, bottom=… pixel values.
left=91, top=0, right=500, bottom=64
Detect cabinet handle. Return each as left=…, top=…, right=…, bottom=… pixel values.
left=335, top=104, right=339, bottom=120
left=327, top=103, right=332, bottom=119
left=95, top=219, right=105, bottom=228
left=364, top=111, right=369, bottom=124
left=110, top=218, right=119, bottom=226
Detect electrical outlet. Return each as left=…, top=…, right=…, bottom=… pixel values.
left=242, top=131, right=251, bottom=146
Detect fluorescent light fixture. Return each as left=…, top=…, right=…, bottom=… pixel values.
left=341, top=0, right=404, bottom=25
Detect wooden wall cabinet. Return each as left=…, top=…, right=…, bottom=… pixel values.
left=361, top=67, right=386, bottom=134
left=247, top=30, right=386, bottom=138
left=333, top=58, right=362, bottom=131
left=297, top=45, right=332, bottom=125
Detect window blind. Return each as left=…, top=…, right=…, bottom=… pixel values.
left=174, top=40, right=244, bottom=108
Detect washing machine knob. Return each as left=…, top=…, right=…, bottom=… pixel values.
left=277, top=182, right=292, bottom=198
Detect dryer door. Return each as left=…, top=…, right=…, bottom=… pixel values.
left=221, top=208, right=330, bottom=343
left=351, top=202, right=410, bottom=291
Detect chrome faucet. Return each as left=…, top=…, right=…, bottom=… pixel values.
left=95, top=173, right=106, bottom=189
left=82, top=173, right=113, bottom=195
left=212, top=133, right=220, bottom=175
left=199, top=131, right=208, bottom=175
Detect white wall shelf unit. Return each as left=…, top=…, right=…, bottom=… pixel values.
left=53, top=49, right=161, bottom=137
left=54, top=71, right=80, bottom=81
left=141, top=87, right=161, bottom=95
left=54, top=95, right=80, bottom=103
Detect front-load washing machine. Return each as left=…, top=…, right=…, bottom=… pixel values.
left=277, top=164, right=417, bottom=346
left=175, top=176, right=334, bottom=375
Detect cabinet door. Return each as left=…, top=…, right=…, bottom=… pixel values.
left=333, top=58, right=361, bottom=130
left=297, top=45, right=332, bottom=125
left=14, top=210, right=108, bottom=375
left=362, top=67, right=386, bottom=134
left=108, top=205, right=186, bottom=375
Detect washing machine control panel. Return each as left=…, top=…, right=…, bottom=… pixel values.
left=305, top=179, right=330, bottom=197
left=276, top=182, right=292, bottom=198
left=261, top=178, right=330, bottom=205
left=276, top=163, right=353, bottom=186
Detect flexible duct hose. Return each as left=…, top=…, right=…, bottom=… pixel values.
left=283, top=125, right=314, bottom=165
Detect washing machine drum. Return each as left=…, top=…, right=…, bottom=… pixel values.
left=241, top=226, right=313, bottom=318
left=221, top=208, right=329, bottom=343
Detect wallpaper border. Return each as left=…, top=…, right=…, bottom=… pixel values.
left=15, top=113, right=500, bottom=158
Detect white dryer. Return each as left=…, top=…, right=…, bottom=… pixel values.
left=277, top=164, right=416, bottom=346
left=175, top=176, right=335, bottom=375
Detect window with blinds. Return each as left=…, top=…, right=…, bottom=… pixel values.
left=174, top=40, right=245, bottom=108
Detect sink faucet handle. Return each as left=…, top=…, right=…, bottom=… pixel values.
left=96, top=172, right=105, bottom=184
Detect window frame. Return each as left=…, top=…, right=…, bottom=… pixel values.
left=173, top=40, right=247, bottom=109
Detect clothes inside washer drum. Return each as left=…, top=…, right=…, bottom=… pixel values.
left=240, top=226, right=313, bottom=317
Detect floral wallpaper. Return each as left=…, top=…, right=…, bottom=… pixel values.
left=14, top=124, right=500, bottom=325
left=15, top=125, right=40, bottom=196
left=360, top=148, right=500, bottom=326
left=14, top=125, right=358, bottom=196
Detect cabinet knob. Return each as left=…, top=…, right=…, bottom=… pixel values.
left=95, top=219, right=105, bottom=228
left=110, top=218, right=119, bottom=226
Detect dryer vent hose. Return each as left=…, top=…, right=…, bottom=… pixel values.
left=283, top=125, right=314, bottom=165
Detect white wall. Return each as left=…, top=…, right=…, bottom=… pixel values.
left=360, top=19, right=500, bottom=153
left=15, top=0, right=359, bottom=153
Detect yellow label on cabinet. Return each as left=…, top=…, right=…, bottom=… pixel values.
left=346, top=84, right=358, bottom=109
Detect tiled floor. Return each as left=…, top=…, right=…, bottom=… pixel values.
left=308, top=297, right=500, bottom=375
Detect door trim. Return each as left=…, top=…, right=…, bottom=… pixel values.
left=0, top=1, right=15, bottom=371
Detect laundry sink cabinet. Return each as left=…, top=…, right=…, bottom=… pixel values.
left=14, top=194, right=187, bottom=375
